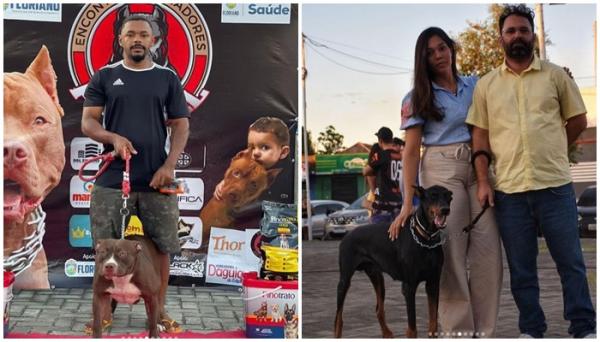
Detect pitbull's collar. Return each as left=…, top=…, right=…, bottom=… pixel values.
left=4, top=206, right=46, bottom=276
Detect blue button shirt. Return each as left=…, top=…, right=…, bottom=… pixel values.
left=400, top=75, right=477, bottom=146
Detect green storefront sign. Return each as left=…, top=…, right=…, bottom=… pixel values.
left=316, top=154, right=368, bottom=174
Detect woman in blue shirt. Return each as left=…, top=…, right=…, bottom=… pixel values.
left=388, top=27, right=502, bottom=337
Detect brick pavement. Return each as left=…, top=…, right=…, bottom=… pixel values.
left=302, top=237, right=597, bottom=338
left=6, top=286, right=245, bottom=336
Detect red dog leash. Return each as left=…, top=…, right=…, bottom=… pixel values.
left=78, top=151, right=116, bottom=182
left=79, top=150, right=131, bottom=239
left=78, top=150, right=130, bottom=197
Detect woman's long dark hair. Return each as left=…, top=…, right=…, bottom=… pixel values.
left=411, top=27, right=459, bottom=122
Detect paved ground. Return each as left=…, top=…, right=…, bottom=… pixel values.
left=6, top=285, right=245, bottom=336
left=302, top=237, right=597, bottom=338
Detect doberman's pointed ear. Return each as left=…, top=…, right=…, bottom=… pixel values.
left=413, top=185, right=426, bottom=199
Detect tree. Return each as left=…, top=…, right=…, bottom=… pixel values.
left=455, top=4, right=506, bottom=76
left=303, top=129, right=316, bottom=155
left=317, top=125, right=344, bottom=154
left=455, top=4, right=551, bottom=77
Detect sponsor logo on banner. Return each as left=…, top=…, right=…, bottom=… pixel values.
left=71, top=137, right=103, bottom=171
left=178, top=216, right=203, bottom=249
left=67, top=4, right=212, bottom=112
left=206, top=228, right=261, bottom=286
left=177, top=178, right=204, bottom=210
left=3, top=3, right=62, bottom=22
left=69, top=215, right=93, bottom=247
left=64, top=258, right=95, bottom=277
left=70, top=176, right=95, bottom=208
left=124, top=215, right=144, bottom=237
left=221, top=4, right=291, bottom=24
left=170, top=254, right=205, bottom=278
left=177, top=152, right=193, bottom=169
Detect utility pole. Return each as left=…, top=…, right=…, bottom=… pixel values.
left=535, top=4, right=546, bottom=60
left=301, top=33, right=314, bottom=241
left=594, top=20, right=596, bottom=83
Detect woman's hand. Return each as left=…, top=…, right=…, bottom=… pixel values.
left=389, top=202, right=413, bottom=241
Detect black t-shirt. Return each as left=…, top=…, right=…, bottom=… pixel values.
left=83, top=62, right=189, bottom=191
left=369, top=148, right=403, bottom=206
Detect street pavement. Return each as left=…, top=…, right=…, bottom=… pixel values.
left=302, top=237, right=597, bottom=338
left=6, top=285, right=244, bottom=336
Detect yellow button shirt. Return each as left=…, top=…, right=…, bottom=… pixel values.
left=466, top=56, right=586, bottom=194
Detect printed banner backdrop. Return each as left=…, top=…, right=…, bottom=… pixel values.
left=205, top=228, right=261, bottom=286
left=3, top=3, right=298, bottom=288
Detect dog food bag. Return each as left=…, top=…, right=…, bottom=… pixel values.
left=260, top=201, right=298, bottom=249
left=242, top=272, right=298, bottom=338
left=259, top=201, right=298, bottom=280
left=260, top=245, right=298, bottom=274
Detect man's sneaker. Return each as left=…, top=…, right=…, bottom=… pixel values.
left=519, top=333, right=535, bottom=338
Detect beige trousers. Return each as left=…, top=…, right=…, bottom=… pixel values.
left=420, top=143, right=503, bottom=338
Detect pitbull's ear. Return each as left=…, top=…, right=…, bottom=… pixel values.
left=135, top=242, right=143, bottom=252
left=413, top=185, right=426, bottom=199
left=95, top=241, right=103, bottom=251
left=266, top=168, right=283, bottom=187
left=25, top=45, right=64, bottom=117
left=233, top=148, right=251, bottom=160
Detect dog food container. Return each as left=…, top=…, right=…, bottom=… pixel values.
left=242, top=272, right=298, bottom=338
left=3, top=271, right=15, bottom=336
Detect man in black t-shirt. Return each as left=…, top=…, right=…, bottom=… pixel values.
left=81, top=15, right=189, bottom=333
left=363, top=127, right=403, bottom=224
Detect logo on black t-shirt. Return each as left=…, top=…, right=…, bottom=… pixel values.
left=390, top=160, right=402, bottom=182
left=68, top=4, right=212, bottom=111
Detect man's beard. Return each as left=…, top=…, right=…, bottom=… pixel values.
left=503, top=38, right=534, bottom=60
left=131, top=54, right=145, bottom=62
left=129, top=45, right=147, bottom=62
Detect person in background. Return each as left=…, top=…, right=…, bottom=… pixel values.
left=363, top=127, right=403, bottom=224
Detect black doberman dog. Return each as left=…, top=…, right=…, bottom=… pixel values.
left=334, top=185, right=452, bottom=338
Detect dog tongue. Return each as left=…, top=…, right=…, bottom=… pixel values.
left=434, top=215, right=446, bottom=227
left=4, top=187, right=22, bottom=212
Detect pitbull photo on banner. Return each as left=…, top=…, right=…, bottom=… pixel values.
left=4, top=3, right=298, bottom=288
left=4, top=46, right=65, bottom=289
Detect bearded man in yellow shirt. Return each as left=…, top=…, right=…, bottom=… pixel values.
left=467, top=4, right=596, bottom=339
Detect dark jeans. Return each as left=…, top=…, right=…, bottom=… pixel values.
left=370, top=208, right=400, bottom=224
left=494, top=183, right=596, bottom=338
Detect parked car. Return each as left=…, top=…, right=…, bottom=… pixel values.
left=577, top=185, right=596, bottom=238
left=302, top=200, right=349, bottom=239
left=324, top=194, right=369, bottom=238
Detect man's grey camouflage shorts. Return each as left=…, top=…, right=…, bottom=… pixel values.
left=90, top=185, right=181, bottom=254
